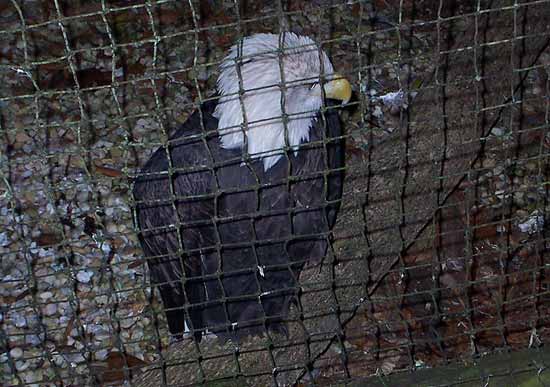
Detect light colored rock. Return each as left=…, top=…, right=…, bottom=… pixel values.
left=76, top=271, right=93, bottom=284
left=9, top=347, right=23, bottom=359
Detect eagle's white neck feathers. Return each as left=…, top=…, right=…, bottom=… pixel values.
left=213, top=33, right=335, bottom=171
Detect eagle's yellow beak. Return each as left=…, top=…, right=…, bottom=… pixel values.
left=324, top=73, right=352, bottom=104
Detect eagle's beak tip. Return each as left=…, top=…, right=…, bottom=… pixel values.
left=324, top=73, right=352, bottom=104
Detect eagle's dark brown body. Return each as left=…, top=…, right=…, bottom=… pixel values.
left=133, top=99, right=344, bottom=341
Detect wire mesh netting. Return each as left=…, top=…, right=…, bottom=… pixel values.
left=1, top=0, right=549, bottom=386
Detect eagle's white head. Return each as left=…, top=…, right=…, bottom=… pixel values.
left=213, top=33, right=351, bottom=171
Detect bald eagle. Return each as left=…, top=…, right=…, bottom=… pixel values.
left=133, top=33, right=351, bottom=342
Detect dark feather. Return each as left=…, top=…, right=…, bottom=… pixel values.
left=132, top=99, right=345, bottom=341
